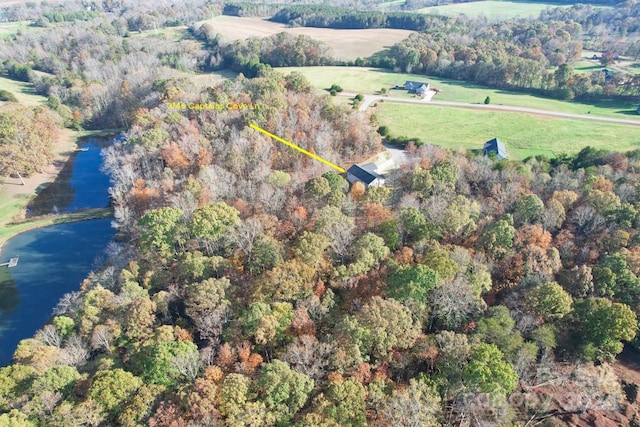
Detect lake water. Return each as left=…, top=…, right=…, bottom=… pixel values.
left=0, top=219, right=114, bottom=365
left=0, top=138, right=115, bottom=366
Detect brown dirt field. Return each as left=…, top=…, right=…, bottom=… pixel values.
left=200, top=16, right=414, bottom=60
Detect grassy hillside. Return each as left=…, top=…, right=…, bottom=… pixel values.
left=376, top=102, right=640, bottom=159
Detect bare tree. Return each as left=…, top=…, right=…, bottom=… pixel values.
left=229, top=217, right=263, bottom=265
left=91, top=325, right=113, bottom=354
left=36, top=325, right=63, bottom=348
left=52, top=291, right=82, bottom=316
left=172, top=348, right=201, bottom=381
left=60, top=335, right=90, bottom=367
left=284, top=335, right=332, bottom=380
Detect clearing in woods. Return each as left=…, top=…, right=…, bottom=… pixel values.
left=197, top=16, right=414, bottom=60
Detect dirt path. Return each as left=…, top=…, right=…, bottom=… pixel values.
left=341, top=92, right=640, bottom=126
left=0, top=127, right=79, bottom=223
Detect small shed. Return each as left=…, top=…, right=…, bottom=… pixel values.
left=404, top=81, right=430, bottom=95
left=483, top=138, right=509, bottom=160
left=346, top=165, right=385, bottom=188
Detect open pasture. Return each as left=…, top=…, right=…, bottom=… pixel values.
left=414, top=1, right=608, bottom=21
left=277, top=66, right=640, bottom=120
left=197, top=16, right=414, bottom=61
left=376, top=102, right=640, bottom=159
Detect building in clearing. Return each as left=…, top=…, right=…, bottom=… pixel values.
left=346, top=164, right=385, bottom=188
left=404, top=81, right=430, bottom=96
left=483, top=138, right=509, bottom=160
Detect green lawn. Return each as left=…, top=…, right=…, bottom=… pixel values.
left=277, top=66, right=640, bottom=120
left=0, top=75, right=46, bottom=106
left=415, top=1, right=569, bottom=20
left=377, top=102, right=640, bottom=159
left=0, top=21, right=31, bottom=38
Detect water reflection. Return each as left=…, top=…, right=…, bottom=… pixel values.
left=26, top=139, right=111, bottom=216
left=0, top=269, right=19, bottom=315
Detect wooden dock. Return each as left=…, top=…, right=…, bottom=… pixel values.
left=0, top=257, right=18, bottom=268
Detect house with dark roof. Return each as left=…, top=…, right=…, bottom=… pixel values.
left=404, top=81, right=430, bottom=95
left=346, top=165, right=385, bottom=188
left=483, top=138, right=509, bottom=160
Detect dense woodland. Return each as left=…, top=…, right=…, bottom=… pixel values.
left=3, top=66, right=640, bottom=425
left=1, top=1, right=640, bottom=426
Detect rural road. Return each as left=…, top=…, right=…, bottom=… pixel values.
left=341, top=92, right=640, bottom=126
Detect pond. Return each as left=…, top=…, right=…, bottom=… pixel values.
left=0, top=138, right=115, bottom=366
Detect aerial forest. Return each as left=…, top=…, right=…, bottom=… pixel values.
left=0, top=0, right=639, bottom=426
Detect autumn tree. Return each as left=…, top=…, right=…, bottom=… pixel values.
left=0, top=104, right=60, bottom=182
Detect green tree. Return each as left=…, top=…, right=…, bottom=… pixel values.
left=353, top=296, right=421, bottom=361
left=185, top=277, right=230, bottom=319
left=256, top=360, right=314, bottom=424
left=138, top=207, right=185, bottom=261
left=463, top=343, right=518, bottom=395
left=513, top=193, right=544, bottom=226
left=472, top=305, right=525, bottom=362
left=484, top=96, right=491, bottom=104
left=293, top=231, right=330, bottom=269
left=138, top=340, right=199, bottom=387
left=89, top=369, right=143, bottom=418
left=220, top=373, right=252, bottom=416
left=568, top=297, right=638, bottom=361
left=478, top=217, right=515, bottom=258
left=386, top=264, right=440, bottom=303
left=305, top=176, right=331, bottom=197
left=399, top=206, right=430, bottom=245
left=526, top=281, right=573, bottom=320
left=189, top=202, right=240, bottom=252
left=323, top=378, right=367, bottom=427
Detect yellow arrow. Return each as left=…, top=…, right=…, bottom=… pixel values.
left=249, top=123, right=346, bottom=173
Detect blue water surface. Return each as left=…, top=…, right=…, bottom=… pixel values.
left=0, top=218, right=115, bottom=365
left=61, top=140, right=111, bottom=212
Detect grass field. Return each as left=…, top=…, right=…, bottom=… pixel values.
left=0, top=75, right=46, bottom=106
left=197, top=16, right=414, bottom=61
left=277, top=66, right=640, bottom=120
left=377, top=102, right=640, bottom=159
left=0, top=21, right=31, bottom=38
left=414, top=1, right=608, bottom=20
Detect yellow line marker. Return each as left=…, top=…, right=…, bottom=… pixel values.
left=249, top=123, right=346, bottom=173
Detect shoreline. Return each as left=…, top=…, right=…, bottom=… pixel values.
left=0, top=127, right=121, bottom=250
left=0, top=207, right=114, bottom=251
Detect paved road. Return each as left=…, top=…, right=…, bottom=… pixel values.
left=341, top=92, right=640, bottom=126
